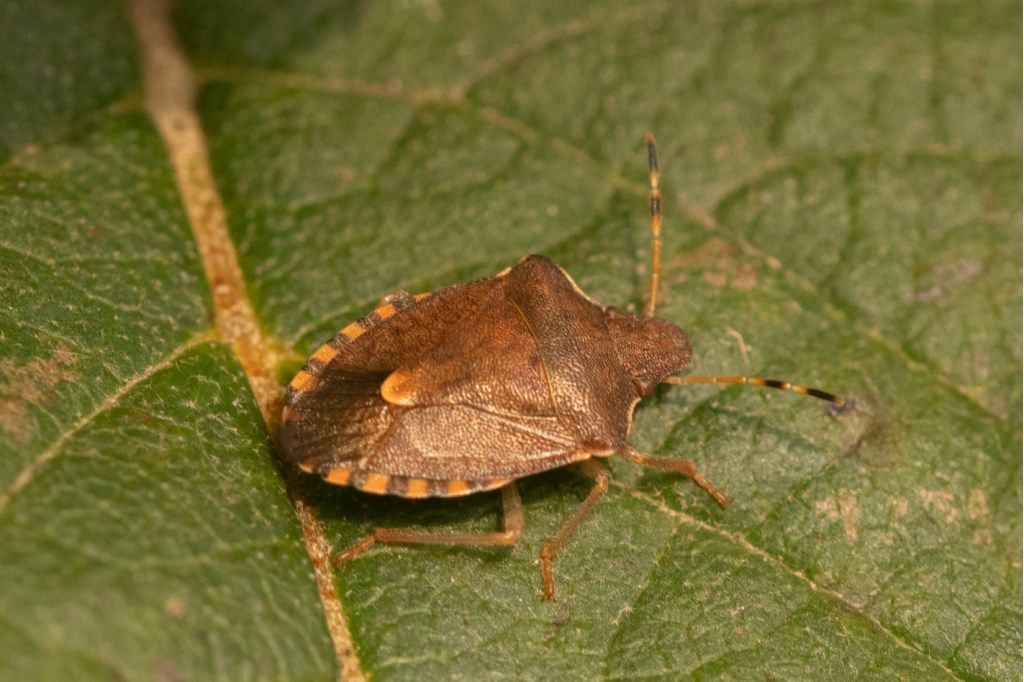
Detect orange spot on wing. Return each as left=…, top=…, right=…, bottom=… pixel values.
left=341, top=322, right=365, bottom=340
left=413, top=292, right=432, bottom=301
left=374, top=303, right=397, bottom=319
left=323, top=468, right=352, bottom=485
left=289, top=370, right=316, bottom=392
left=446, top=480, right=470, bottom=496
left=404, top=478, right=430, bottom=498
left=360, top=473, right=391, bottom=494
left=380, top=369, right=415, bottom=405
left=311, top=344, right=337, bottom=364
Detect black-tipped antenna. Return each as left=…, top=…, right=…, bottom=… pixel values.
left=664, top=375, right=848, bottom=412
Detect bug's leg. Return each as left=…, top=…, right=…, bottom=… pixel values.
left=621, top=445, right=731, bottom=507
left=376, top=290, right=413, bottom=308
left=333, top=484, right=524, bottom=565
left=539, top=458, right=611, bottom=601
left=644, top=133, right=662, bottom=317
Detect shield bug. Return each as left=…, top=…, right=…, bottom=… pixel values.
left=281, top=135, right=847, bottom=601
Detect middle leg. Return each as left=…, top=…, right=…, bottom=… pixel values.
left=539, top=458, right=611, bottom=601
left=334, top=483, right=524, bottom=565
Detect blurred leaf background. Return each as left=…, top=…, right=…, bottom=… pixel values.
left=0, top=0, right=1020, bottom=679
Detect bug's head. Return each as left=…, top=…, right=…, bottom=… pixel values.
left=604, top=306, right=691, bottom=396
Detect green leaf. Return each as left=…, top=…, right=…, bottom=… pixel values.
left=2, top=0, right=1020, bottom=679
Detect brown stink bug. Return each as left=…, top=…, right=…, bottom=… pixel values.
left=281, top=135, right=846, bottom=601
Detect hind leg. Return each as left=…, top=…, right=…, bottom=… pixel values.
left=334, top=484, right=524, bottom=564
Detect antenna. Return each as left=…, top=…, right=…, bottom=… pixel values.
left=644, top=133, right=661, bottom=317
left=665, top=375, right=849, bottom=414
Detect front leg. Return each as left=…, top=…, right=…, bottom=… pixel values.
left=620, top=445, right=730, bottom=506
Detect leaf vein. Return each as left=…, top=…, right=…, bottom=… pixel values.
left=613, top=480, right=964, bottom=680
left=0, top=335, right=209, bottom=517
